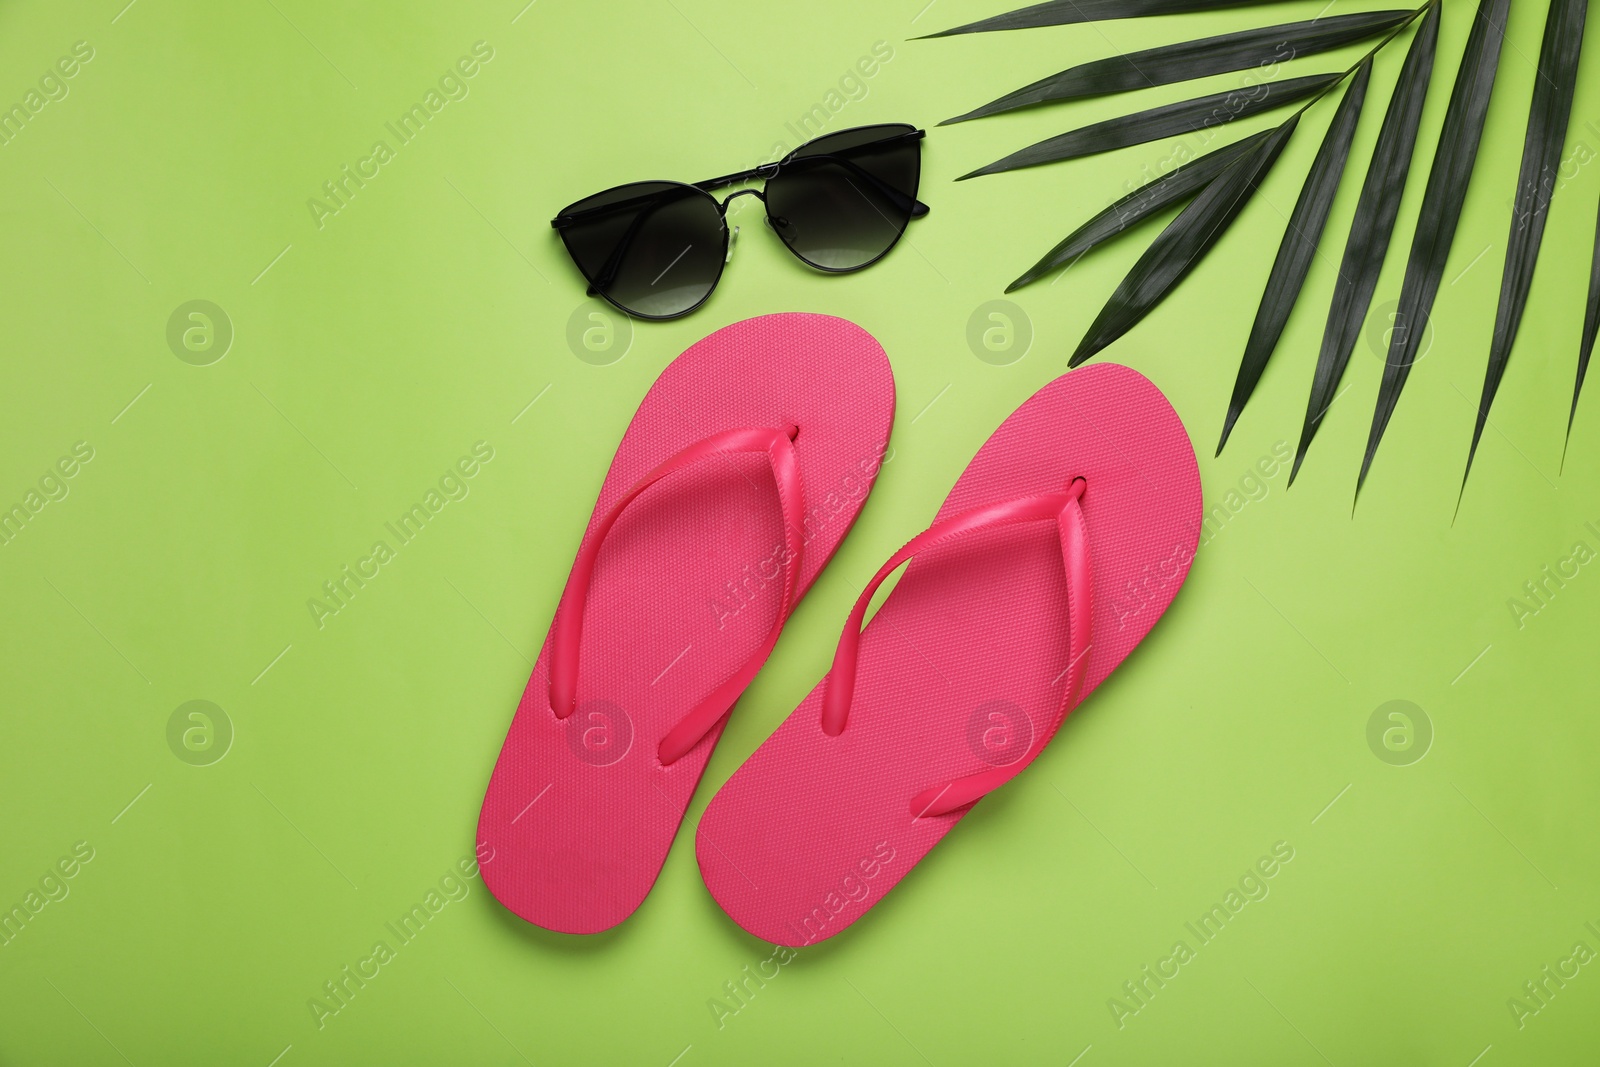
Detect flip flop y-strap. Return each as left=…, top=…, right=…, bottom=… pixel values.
left=821, top=477, right=1091, bottom=817
left=549, top=423, right=806, bottom=765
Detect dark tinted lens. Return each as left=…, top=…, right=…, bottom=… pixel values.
left=764, top=126, right=921, bottom=271
left=556, top=181, right=726, bottom=318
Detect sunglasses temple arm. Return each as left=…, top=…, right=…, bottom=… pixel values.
left=789, top=154, right=928, bottom=219
left=694, top=166, right=768, bottom=193
left=553, top=185, right=698, bottom=229
left=589, top=199, right=669, bottom=293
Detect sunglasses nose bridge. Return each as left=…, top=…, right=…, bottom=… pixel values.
left=718, top=187, right=767, bottom=216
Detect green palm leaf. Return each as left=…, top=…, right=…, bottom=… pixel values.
left=1575, top=201, right=1600, bottom=448
left=920, top=0, right=1286, bottom=38
left=1464, top=0, right=1586, bottom=488
left=959, top=73, right=1337, bottom=179
left=1219, top=61, right=1372, bottom=456
left=943, top=10, right=1409, bottom=125
left=1360, top=0, right=1510, bottom=502
left=1008, top=131, right=1271, bottom=291
left=1069, top=119, right=1298, bottom=366
left=936, top=0, right=1598, bottom=507
left=1291, top=3, right=1440, bottom=485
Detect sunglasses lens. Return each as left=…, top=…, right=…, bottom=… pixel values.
left=764, top=126, right=921, bottom=271
left=556, top=182, right=725, bottom=318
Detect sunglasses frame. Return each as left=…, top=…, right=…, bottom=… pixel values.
left=550, top=123, right=929, bottom=321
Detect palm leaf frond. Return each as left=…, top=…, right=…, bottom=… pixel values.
left=1291, top=2, right=1440, bottom=485
left=1069, top=119, right=1298, bottom=365
left=920, top=0, right=1284, bottom=38
left=1575, top=200, right=1600, bottom=448
left=959, top=73, right=1337, bottom=179
left=934, top=0, right=1598, bottom=507
left=1219, top=60, right=1372, bottom=455
left=1361, top=0, right=1510, bottom=502
left=1467, top=0, right=1587, bottom=488
left=1008, top=131, right=1271, bottom=291
left=943, top=10, right=1410, bottom=125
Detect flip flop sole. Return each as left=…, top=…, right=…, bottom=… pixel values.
left=697, top=363, right=1200, bottom=945
left=479, top=313, right=894, bottom=934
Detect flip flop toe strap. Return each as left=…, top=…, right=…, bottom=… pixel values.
left=549, top=423, right=805, bottom=766
left=819, top=477, right=1091, bottom=817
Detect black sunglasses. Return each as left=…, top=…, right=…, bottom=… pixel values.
left=551, top=123, right=928, bottom=320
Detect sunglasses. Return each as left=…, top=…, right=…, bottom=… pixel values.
left=551, top=123, right=928, bottom=320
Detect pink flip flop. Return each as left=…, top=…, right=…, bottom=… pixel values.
left=478, top=312, right=894, bottom=934
left=696, top=363, right=1200, bottom=945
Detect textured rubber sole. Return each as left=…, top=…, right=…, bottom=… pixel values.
left=478, top=313, right=896, bottom=934
left=698, top=363, right=1201, bottom=946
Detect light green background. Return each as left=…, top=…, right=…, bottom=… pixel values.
left=2, top=0, right=1597, bottom=1063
